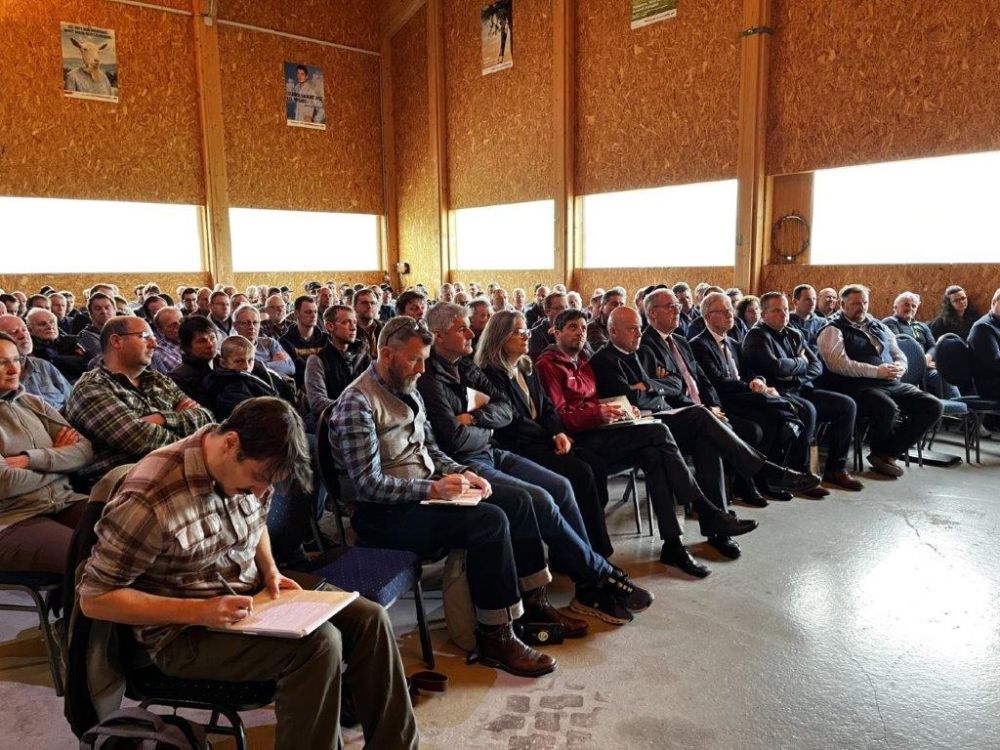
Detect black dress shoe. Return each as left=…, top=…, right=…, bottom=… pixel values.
left=760, top=464, right=821, bottom=493
left=707, top=535, right=741, bottom=559
left=734, top=477, right=768, bottom=507
left=756, top=477, right=793, bottom=502
left=659, top=544, right=711, bottom=578
left=710, top=514, right=758, bottom=537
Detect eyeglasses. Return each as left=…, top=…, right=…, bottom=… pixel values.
left=649, top=303, right=682, bottom=311
left=0, top=357, right=25, bottom=368
left=512, top=328, right=531, bottom=338
left=117, top=331, right=155, bottom=340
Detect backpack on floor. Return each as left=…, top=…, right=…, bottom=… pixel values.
left=79, top=707, right=210, bottom=749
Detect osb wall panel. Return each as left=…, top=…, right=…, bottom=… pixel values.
left=219, top=26, right=383, bottom=214
left=392, top=8, right=442, bottom=292
left=575, top=0, right=741, bottom=197
left=759, top=264, right=1000, bottom=320
left=219, top=0, right=379, bottom=51
left=0, top=273, right=211, bottom=304
left=232, top=271, right=385, bottom=294
left=0, top=1, right=203, bottom=204
left=768, top=1, right=1000, bottom=175
left=444, top=0, right=555, bottom=208
left=448, top=270, right=562, bottom=294
left=576, top=266, right=735, bottom=298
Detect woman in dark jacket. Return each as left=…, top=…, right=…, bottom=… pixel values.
left=476, top=311, right=613, bottom=558
left=929, top=285, right=979, bottom=340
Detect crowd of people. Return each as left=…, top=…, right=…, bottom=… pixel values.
left=1, top=274, right=995, bottom=748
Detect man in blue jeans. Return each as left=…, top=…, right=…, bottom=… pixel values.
left=417, top=303, right=652, bottom=625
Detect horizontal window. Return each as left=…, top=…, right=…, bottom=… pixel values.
left=0, top=197, right=202, bottom=273
left=454, top=200, right=555, bottom=270
left=582, top=180, right=737, bottom=268
left=230, top=208, right=380, bottom=272
left=811, top=150, right=1000, bottom=264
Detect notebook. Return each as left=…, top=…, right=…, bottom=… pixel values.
left=421, top=488, right=484, bottom=506
left=211, top=589, right=360, bottom=639
left=597, top=395, right=658, bottom=427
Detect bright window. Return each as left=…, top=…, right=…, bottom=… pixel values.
left=582, top=179, right=737, bottom=268
left=811, top=151, right=1000, bottom=264
left=454, top=200, right=555, bottom=270
left=230, top=208, right=380, bottom=272
left=0, top=196, right=202, bottom=272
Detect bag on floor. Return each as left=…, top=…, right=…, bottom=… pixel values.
left=79, top=707, right=210, bottom=749
left=442, top=549, right=476, bottom=651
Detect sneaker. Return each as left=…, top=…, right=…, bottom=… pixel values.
left=569, top=582, right=634, bottom=625
left=607, top=567, right=654, bottom=612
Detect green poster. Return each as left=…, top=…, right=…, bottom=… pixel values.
left=631, top=0, right=677, bottom=30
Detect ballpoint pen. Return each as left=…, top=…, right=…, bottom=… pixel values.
left=215, top=571, right=253, bottom=613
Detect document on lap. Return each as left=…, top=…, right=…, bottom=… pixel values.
left=421, top=488, right=484, bottom=506
left=466, top=387, right=491, bottom=410
left=210, top=589, right=360, bottom=639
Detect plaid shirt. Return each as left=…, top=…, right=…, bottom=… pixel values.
left=78, top=427, right=270, bottom=654
left=330, top=367, right=466, bottom=505
left=65, top=365, right=214, bottom=481
left=150, top=337, right=183, bottom=374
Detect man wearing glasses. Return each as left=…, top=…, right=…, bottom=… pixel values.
left=65, top=316, right=214, bottom=487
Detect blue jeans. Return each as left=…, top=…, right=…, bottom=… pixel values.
left=467, top=448, right=612, bottom=586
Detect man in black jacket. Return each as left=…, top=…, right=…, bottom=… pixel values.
left=742, top=292, right=863, bottom=491
left=169, top=315, right=218, bottom=409
left=304, top=305, right=371, bottom=426
left=419, top=302, right=651, bottom=626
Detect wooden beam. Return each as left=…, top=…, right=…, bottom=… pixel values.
left=382, top=0, right=428, bottom=42
left=552, top=0, right=576, bottom=290
left=379, top=34, right=400, bottom=287
left=191, top=0, right=233, bottom=285
left=426, top=0, right=452, bottom=285
left=734, top=0, right=772, bottom=294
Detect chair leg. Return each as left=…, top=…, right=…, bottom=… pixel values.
left=25, top=587, right=63, bottom=697
left=412, top=580, right=435, bottom=669
left=628, top=472, right=641, bottom=535
left=964, top=415, right=973, bottom=464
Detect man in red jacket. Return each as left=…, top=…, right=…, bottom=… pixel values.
left=534, top=309, right=759, bottom=577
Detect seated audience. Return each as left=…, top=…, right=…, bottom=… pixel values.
left=48, top=293, right=71, bottom=333
left=232, top=304, right=295, bottom=377
left=149, top=306, right=183, bottom=374
left=586, top=287, right=625, bottom=351
left=528, top=290, right=568, bottom=361
left=476, top=310, right=614, bottom=558
left=418, top=303, right=651, bottom=621
left=77, top=292, right=118, bottom=363
left=169, top=316, right=218, bottom=407
left=207, top=290, right=233, bottom=341
left=26, top=308, right=88, bottom=382
left=0, top=332, right=93, bottom=573
left=789, top=284, right=827, bottom=349
left=202, top=335, right=277, bottom=419
left=0, top=314, right=73, bottom=411
left=141, top=294, right=167, bottom=322
left=524, top=285, right=549, bottom=329
left=304, top=305, right=371, bottom=424
left=882, top=291, right=954, bottom=397
left=79, top=397, right=417, bottom=749
left=178, top=286, right=198, bottom=316
left=353, top=288, right=384, bottom=356
left=566, top=290, right=584, bottom=313
left=468, top=299, right=491, bottom=352
left=280, top=295, right=327, bottom=384
left=65, top=316, right=214, bottom=485
left=261, top=294, right=289, bottom=339
left=491, top=288, right=511, bottom=313
left=193, top=286, right=212, bottom=317
left=817, top=285, right=943, bottom=477
left=816, top=287, right=840, bottom=318
left=967, top=289, right=1000, bottom=400
left=929, top=284, right=978, bottom=340
left=394, top=289, right=428, bottom=321
left=672, top=282, right=699, bottom=337
left=0, top=294, right=19, bottom=317
left=742, top=292, right=863, bottom=491
left=512, top=287, right=527, bottom=312
left=332, top=318, right=564, bottom=677
left=735, top=295, right=762, bottom=330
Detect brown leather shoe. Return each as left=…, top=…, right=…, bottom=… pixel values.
left=475, top=624, right=557, bottom=678
left=800, top=485, right=830, bottom=498
left=521, top=587, right=589, bottom=638
left=823, top=470, right=865, bottom=491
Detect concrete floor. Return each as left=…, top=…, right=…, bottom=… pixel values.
left=2, top=433, right=999, bottom=749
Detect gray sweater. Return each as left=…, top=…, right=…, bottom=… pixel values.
left=0, top=388, right=92, bottom=531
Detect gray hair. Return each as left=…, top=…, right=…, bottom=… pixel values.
left=377, top=316, right=433, bottom=350
left=425, top=302, right=467, bottom=333
left=893, top=291, right=920, bottom=307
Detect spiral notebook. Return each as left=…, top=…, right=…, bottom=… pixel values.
left=211, top=589, right=359, bottom=639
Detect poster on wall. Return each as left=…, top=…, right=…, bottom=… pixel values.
left=481, top=1, right=513, bottom=76
left=284, top=62, right=326, bottom=130
left=61, top=23, right=118, bottom=102
left=630, top=0, right=677, bottom=29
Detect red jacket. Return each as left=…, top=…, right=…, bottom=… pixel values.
left=534, top=346, right=604, bottom=434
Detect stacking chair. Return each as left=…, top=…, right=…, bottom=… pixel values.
left=933, top=334, right=1000, bottom=463
left=606, top=466, right=651, bottom=536
left=0, top=571, right=64, bottom=695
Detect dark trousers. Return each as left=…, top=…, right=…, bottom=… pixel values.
left=468, top=449, right=611, bottom=585
left=507, top=445, right=614, bottom=558
left=659, top=405, right=766, bottom=512
left=573, top=421, right=722, bottom=540
left=352, top=496, right=548, bottom=624
left=155, top=595, right=417, bottom=750
left=838, top=381, right=943, bottom=456
left=0, top=501, right=86, bottom=574
left=784, top=388, right=857, bottom=474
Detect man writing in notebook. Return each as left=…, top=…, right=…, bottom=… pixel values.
left=78, top=397, right=417, bottom=750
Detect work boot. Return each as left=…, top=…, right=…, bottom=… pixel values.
left=473, top=623, right=557, bottom=678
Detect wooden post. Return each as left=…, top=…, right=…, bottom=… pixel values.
left=426, top=0, right=452, bottom=285
left=552, top=0, right=576, bottom=290
left=379, top=34, right=399, bottom=286
left=192, top=0, right=233, bottom=285
left=734, top=0, right=772, bottom=294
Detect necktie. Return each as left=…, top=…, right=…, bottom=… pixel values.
left=720, top=339, right=739, bottom=379
left=666, top=336, right=701, bottom=405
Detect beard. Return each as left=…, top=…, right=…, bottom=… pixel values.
left=387, top=361, right=420, bottom=394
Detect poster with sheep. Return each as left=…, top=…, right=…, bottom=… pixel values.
left=284, top=62, right=326, bottom=130
left=61, top=23, right=118, bottom=103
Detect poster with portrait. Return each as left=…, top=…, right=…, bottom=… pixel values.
left=284, top=61, right=326, bottom=130
left=61, top=22, right=118, bottom=102
left=631, top=0, right=677, bottom=29
left=481, top=0, right=513, bottom=76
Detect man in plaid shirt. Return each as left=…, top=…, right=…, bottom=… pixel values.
left=65, top=316, right=214, bottom=485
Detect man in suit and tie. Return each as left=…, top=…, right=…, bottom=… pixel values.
left=689, top=292, right=822, bottom=498
left=742, top=291, right=863, bottom=491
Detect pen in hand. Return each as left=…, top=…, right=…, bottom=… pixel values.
left=216, top=571, right=253, bottom=614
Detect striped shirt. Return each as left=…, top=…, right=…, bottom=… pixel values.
left=77, top=427, right=270, bottom=654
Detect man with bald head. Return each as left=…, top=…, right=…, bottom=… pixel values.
left=65, top=316, right=214, bottom=485
left=816, top=287, right=839, bottom=318
left=0, top=313, right=73, bottom=410
left=149, top=306, right=184, bottom=373
left=26, top=307, right=88, bottom=382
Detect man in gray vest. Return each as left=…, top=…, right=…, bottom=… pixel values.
left=817, top=284, right=942, bottom=477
